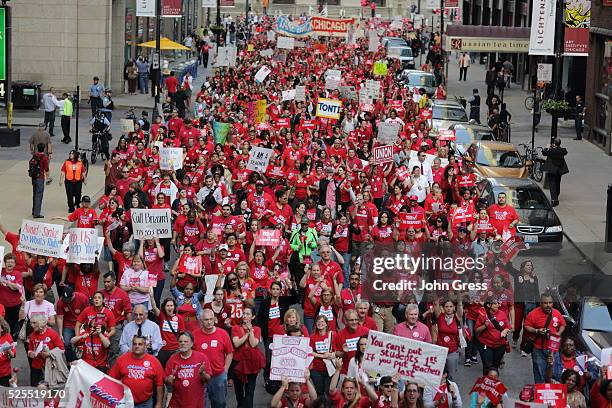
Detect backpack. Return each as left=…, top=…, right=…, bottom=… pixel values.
left=28, top=155, right=42, bottom=178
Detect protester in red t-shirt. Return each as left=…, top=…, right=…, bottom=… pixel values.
left=487, top=192, right=520, bottom=238
left=28, top=315, right=64, bottom=386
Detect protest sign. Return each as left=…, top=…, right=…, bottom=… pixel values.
left=204, top=274, right=222, bottom=303
left=399, top=212, right=424, bottom=229
left=159, top=147, right=183, bottom=170
left=215, top=46, right=237, bottom=67
left=502, top=395, right=548, bottom=408
left=61, top=360, right=134, bottom=408
left=372, top=145, right=394, bottom=164
left=377, top=122, right=401, bottom=145
left=368, top=31, right=380, bottom=52
left=131, top=208, right=172, bottom=239
left=256, top=229, right=282, bottom=246
left=326, top=69, right=342, bottom=78
left=282, top=89, right=296, bottom=101
left=260, top=49, right=274, bottom=58
left=437, top=129, right=456, bottom=141
left=470, top=376, right=508, bottom=405
left=301, top=119, right=316, bottom=130
left=254, top=99, right=267, bottom=123
left=0, top=246, right=3, bottom=272
left=255, top=65, right=272, bottom=83
left=276, top=118, right=291, bottom=129
left=499, top=235, right=527, bottom=263
left=213, top=121, right=231, bottom=145
left=325, top=76, right=340, bottom=90
left=247, top=43, right=254, bottom=52
left=270, top=335, right=310, bottom=383
left=534, top=384, right=567, bottom=408
left=247, top=147, right=274, bottom=172
left=362, top=330, right=447, bottom=386
left=120, top=119, right=134, bottom=134
left=316, top=98, right=342, bottom=119
left=267, top=30, right=276, bottom=41
left=66, top=228, right=99, bottom=264
left=277, top=36, right=295, bottom=49
left=339, top=85, right=357, bottom=100
left=373, top=61, right=388, bottom=75
left=18, top=220, right=63, bottom=258
left=295, top=86, right=306, bottom=102
left=295, top=41, right=306, bottom=47
left=364, top=79, right=381, bottom=100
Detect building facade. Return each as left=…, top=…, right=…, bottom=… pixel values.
left=584, top=1, right=612, bottom=154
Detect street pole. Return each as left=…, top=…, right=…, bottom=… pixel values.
left=550, top=0, right=565, bottom=144
left=440, top=0, right=445, bottom=85
left=531, top=85, right=536, bottom=151
left=75, top=86, right=80, bottom=150
left=245, top=0, right=249, bottom=41
left=153, top=0, right=161, bottom=119
left=216, top=0, right=221, bottom=48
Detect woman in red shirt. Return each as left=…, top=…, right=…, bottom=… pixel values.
left=230, top=305, right=265, bottom=408
left=0, top=317, right=15, bottom=386
left=71, top=313, right=111, bottom=373
left=292, top=164, right=310, bottom=202
left=309, top=315, right=335, bottom=397
left=27, top=314, right=64, bottom=386
left=0, top=253, right=24, bottom=337
left=151, top=297, right=185, bottom=366
left=203, top=287, right=232, bottom=331
left=475, top=297, right=510, bottom=375
left=370, top=211, right=394, bottom=244
left=433, top=298, right=464, bottom=381
left=140, top=238, right=165, bottom=307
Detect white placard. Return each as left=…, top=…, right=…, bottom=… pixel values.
left=66, top=228, right=99, bottom=264
left=204, top=274, right=222, bottom=303
left=270, top=335, right=310, bottom=383
left=368, top=31, right=380, bottom=52
left=120, top=119, right=134, bottom=134
left=365, top=79, right=381, bottom=100
left=131, top=208, right=173, bottom=239
left=294, top=41, right=306, bottom=48
left=537, top=63, right=553, bottom=83
left=502, top=396, right=548, bottom=408
left=202, top=0, right=216, bottom=6
left=260, top=49, right=274, bottom=58
left=255, top=66, right=272, bottom=83
left=325, top=69, right=342, bottom=79
left=378, top=122, right=401, bottom=145
left=295, top=86, right=306, bottom=102
left=362, top=330, right=448, bottom=387
left=160, top=147, right=183, bottom=170
left=247, top=147, right=274, bottom=172
left=18, top=220, right=64, bottom=258
left=0, top=246, right=4, bottom=272
left=277, top=36, right=295, bottom=50
left=282, top=89, right=296, bottom=101
left=215, top=46, right=237, bottom=67
left=267, top=30, right=276, bottom=41
left=61, top=360, right=134, bottom=407
left=136, top=0, right=156, bottom=17
left=325, top=76, right=341, bottom=90
left=529, top=0, right=556, bottom=55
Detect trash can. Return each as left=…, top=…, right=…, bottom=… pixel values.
left=11, top=81, right=43, bottom=109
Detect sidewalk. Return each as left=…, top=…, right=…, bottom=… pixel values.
left=447, top=60, right=612, bottom=272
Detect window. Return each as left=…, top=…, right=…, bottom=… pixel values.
left=475, top=147, right=523, bottom=168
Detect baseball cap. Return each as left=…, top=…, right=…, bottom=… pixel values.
left=62, top=286, right=74, bottom=300
left=408, top=195, right=418, bottom=201
left=256, top=180, right=265, bottom=185
left=301, top=219, right=310, bottom=225
left=458, top=226, right=469, bottom=233
left=152, top=174, right=160, bottom=179
left=82, top=196, right=91, bottom=203
left=218, top=244, right=229, bottom=251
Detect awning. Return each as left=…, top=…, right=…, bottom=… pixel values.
left=445, top=25, right=531, bottom=53
left=137, top=37, right=190, bottom=51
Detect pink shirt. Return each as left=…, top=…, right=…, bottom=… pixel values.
left=392, top=321, right=432, bottom=343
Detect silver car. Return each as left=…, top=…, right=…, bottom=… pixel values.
left=431, top=100, right=469, bottom=131
left=388, top=46, right=415, bottom=69
left=382, top=37, right=408, bottom=49
left=398, top=69, right=436, bottom=96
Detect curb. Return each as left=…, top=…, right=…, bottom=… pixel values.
left=562, top=231, right=606, bottom=276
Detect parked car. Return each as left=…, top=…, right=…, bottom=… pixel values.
left=449, top=123, right=496, bottom=148
left=398, top=70, right=437, bottom=96
left=431, top=99, right=469, bottom=130
left=387, top=46, right=415, bottom=69
left=382, top=37, right=408, bottom=49
left=461, top=141, right=528, bottom=179
left=476, top=177, right=563, bottom=250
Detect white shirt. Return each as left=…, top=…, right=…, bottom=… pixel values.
left=408, top=159, right=433, bottom=184
left=408, top=175, right=430, bottom=202
left=42, top=93, right=60, bottom=112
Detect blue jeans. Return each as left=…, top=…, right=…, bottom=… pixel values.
left=135, top=398, right=152, bottom=408
left=341, top=252, right=351, bottom=288
left=207, top=372, right=227, bottom=408
left=138, top=73, right=149, bottom=93
left=532, top=348, right=554, bottom=384
left=32, top=178, right=44, bottom=217
left=62, top=327, right=76, bottom=362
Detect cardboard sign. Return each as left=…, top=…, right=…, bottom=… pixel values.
left=470, top=376, right=508, bottom=405
left=254, top=99, right=267, bottom=123
left=120, top=119, right=135, bottom=134
left=160, top=147, right=184, bottom=170
left=437, top=129, right=456, bottom=141
left=534, top=384, right=567, bottom=408
left=276, top=118, right=291, bottom=129
left=277, top=36, right=295, bottom=49
left=61, top=360, right=134, bottom=407
left=255, top=65, right=272, bottom=83
left=270, top=335, right=310, bottom=383
left=66, top=228, right=99, bottom=264
left=255, top=229, right=282, bottom=246
left=247, top=147, right=274, bottom=172
left=295, top=86, right=306, bottom=102
left=499, top=235, right=527, bottom=263
left=131, top=208, right=172, bottom=239
left=282, top=89, right=296, bottom=101
left=399, top=212, right=424, bottom=229
left=18, top=220, right=64, bottom=258
left=378, top=122, right=401, bottom=145
left=316, top=98, right=342, bottom=119
left=260, top=49, right=274, bottom=58
left=373, top=61, right=388, bottom=76
left=372, top=145, right=394, bottom=164
left=362, top=331, right=447, bottom=386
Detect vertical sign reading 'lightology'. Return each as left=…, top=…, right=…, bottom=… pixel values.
left=0, top=8, right=6, bottom=103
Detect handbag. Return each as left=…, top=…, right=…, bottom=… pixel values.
left=521, top=312, right=552, bottom=354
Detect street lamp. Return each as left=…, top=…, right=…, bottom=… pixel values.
left=549, top=0, right=565, bottom=144
left=216, top=0, right=221, bottom=48
left=153, top=0, right=162, bottom=118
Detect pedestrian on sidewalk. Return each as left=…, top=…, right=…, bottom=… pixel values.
left=89, top=76, right=105, bottom=116
left=503, top=58, right=514, bottom=88
left=126, top=61, right=138, bottom=95
left=136, top=56, right=150, bottom=94
left=485, top=66, right=496, bottom=96
left=59, top=93, right=73, bottom=144
left=101, top=89, right=115, bottom=123
left=165, top=71, right=179, bottom=104
left=59, top=150, right=86, bottom=213
left=458, top=52, right=470, bottom=81
left=574, top=95, right=585, bottom=140
left=42, top=89, right=60, bottom=137
left=29, top=143, right=49, bottom=219
left=468, top=89, right=481, bottom=124
left=542, top=139, right=569, bottom=207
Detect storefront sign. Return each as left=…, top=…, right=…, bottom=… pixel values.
left=563, top=0, right=590, bottom=56
left=529, top=0, right=556, bottom=55
left=162, top=0, right=182, bottom=17
left=448, top=37, right=529, bottom=52
left=276, top=16, right=355, bottom=38
left=136, top=0, right=156, bottom=17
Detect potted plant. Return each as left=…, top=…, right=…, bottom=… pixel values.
left=541, top=99, right=570, bottom=116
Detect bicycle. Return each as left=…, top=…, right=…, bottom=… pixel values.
left=518, top=143, right=544, bottom=182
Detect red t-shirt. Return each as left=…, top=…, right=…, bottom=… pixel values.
left=334, top=326, right=370, bottom=374
left=67, top=208, right=98, bottom=228
left=56, top=292, right=90, bottom=329
left=436, top=314, right=460, bottom=353
left=476, top=309, right=511, bottom=348
left=165, top=351, right=212, bottom=408
left=159, top=312, right=186, bottom=351
left=75, top=327, right=109, bottom=368
left=487, top=204, right=519, bottom=235
left=0, top=267, right=24, bottom=307
left=109, top=353, right=164, bottom=404
left=192, top=327, right=233, bottom=376
left=76, top=306, right=116, bottom=331
left=310, top=331, right=334, bottom=373
left=102, top=287, right=133, bottom=324
left=166, top=76, right=179, bottom=94
left=4, top=232, right=27, bottom=267
left=143, top=247, right=165, bottom=282
left=28, top=328, right=64, bottom=369
left=524, top=307, right=565, bottom=349
left=0, top=332, right=15, bottom=377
